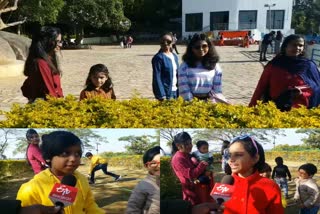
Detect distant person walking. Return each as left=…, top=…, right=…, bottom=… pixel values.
left=250, top=34, right=320, bottom=111
left=259, top=31, right=275, bottom=61
left=26, top=129, right=47, bottom=174
left=21, top=26, right=63, bottom=103
left=172, top=33, right=179, bottom=54
left=275, top=31, right=283, bottom=55
left=152, top=33, right=179, bottom=100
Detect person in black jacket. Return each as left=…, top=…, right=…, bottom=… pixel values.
left=1, top=199, right=61, bottom=214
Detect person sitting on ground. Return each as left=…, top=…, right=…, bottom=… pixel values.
left=126, top=146, right=160, bottom=214
left=80, top=64, right=116, bottom=100
left=85, top=152, right=121, bottom=184
left=250, top=34, right=320, bottom=111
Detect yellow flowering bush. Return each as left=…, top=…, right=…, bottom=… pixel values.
left=1, top=95, right=320, bottom=128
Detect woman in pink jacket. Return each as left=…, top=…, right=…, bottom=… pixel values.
left=171, top=132, right=209, bottom=205
left=26, top=129, right=46, bottom=174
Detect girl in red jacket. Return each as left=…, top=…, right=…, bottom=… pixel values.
left=21, top=26, right=64, bottom=103
left=223, top=135, right=284, bottom=214
left=170, top=132, right=210, bottom=205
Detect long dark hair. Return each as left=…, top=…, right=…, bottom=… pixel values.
left=171, top=132, right=192, bottom=155
left=24, top=26, right=62, bottom=76
left=182, top=33, right=219, bottom=70
left=221, top=140, right=230, bottom=155
left=84, top=64, right=113, bottom=92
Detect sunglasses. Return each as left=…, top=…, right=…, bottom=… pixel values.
left=193, top=44, right=209, bottom=50
left=160, top=39, right=172, bottom=45
left=145, top=160, right=160, bottom=167
left=231, top=135, right=259, bottom=156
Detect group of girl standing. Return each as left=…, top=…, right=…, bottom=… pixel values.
left=21, top=26, right=116, bottom=103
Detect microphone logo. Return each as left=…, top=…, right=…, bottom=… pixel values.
left=217, top=184, right=229, bottom=193
left=56, top=186, right=71, bottom=196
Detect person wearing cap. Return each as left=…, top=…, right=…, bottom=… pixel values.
left=85, top=152, right=121, bottom=184
left=26, top=129, right=47, bottom=174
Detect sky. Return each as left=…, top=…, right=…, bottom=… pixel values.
left=160, top=128, right=308, bottom=155
left=3, top=128, right=308, bottom=159
left=4, top=128, right=158, bottom=159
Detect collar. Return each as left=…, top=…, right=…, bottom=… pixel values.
left=233, top=171, right=261, bottom=183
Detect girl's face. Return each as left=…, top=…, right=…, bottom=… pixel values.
left=28, top=134, right=40, bottom=145
left=55, top=34, right=62, bottom=52
left=199, top=144, right=208, bottom=154
left=285, top=38, right=304, bottom=57
left=177, top=140, right=193, bottom=154
left=192, top=40, right=209, bottom=59
left=50, top=145, right=82, bottom=176
left=146, top=154, right=160, bottom=176
left=228, top=142, right=259, bottom=178
left=298, top=169, right=311, bottom=179
left=91, top=72, right=108, bottom=89
left=160, top=35, right=172, bottom=52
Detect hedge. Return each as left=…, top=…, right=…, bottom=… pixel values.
left=1, top=96, right=320, bottom=128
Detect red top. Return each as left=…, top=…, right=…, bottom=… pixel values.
left=224, top=172, right=284, bottom=214
left=249, top=64, right=312, bottom=108
left=21, top=59, right=63, bottom=100
left=27, top=144, right=46, bottom=174
left=171, top=151, right=207, bottom=205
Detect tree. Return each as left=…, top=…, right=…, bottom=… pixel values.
left=119, top=135, right=158, bottom=155
left=61, top=0, right=130, bottom=44
left=0, top=129, right=27, bottom=159
left=160, top=128, right=185, bottom=147
left=0, top=0, right=26, bottom=30
left=296, top=129, right=320, bottom=148
left=17, top=0, right=64, bottom=25
left=13, top=129, right=106, bottom=156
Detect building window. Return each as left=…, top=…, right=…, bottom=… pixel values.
left=266, top=10, right=285, bottom=29
left=185, top=13, right=203, bottom=32
left=210, top=11, right=229, bottom=30
left=239, top=10, right=257, bottom=30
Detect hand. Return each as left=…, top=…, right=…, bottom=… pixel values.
left=200, top=161, right=209, bottom=166
left=192, top=202, right=221, bottom=214
left=20, top=205, right=63, bottom=214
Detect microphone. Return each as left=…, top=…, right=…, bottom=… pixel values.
left=49, top=174, right=78, bottom=209
left=210, top=175, right=234, bottom=205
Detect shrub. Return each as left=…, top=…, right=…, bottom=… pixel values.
left=1, top=96, right=320, bottom=128
left=0, top=160, right=32, bottom=177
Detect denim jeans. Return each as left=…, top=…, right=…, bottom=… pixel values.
left=90, top=164, right=118, bottom=182
left=300, top=206, right=320, bottom=214
left=275, top=177, right=288, bottom=197
left=167, top=91, right=177, bottom=99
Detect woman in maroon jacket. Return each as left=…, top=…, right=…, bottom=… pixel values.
left=21, top=26, right=63, bottom=103
left=170, top=132, right=210, bottom=205
left=250, top=34, right=320, bottom=111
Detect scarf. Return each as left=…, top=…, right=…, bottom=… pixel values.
left=271, top=55, right=320, bottom=108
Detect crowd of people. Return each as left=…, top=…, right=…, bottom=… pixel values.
left=19, top=26, right=320, bottom=111
left=166, top=131, right=320, bottom=214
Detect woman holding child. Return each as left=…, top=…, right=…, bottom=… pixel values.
left=170, top=132, right=211, bottom=205
left=250, top=34, right=320, bottom=111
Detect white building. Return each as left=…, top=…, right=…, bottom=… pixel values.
left=182, top=0, right=294, bottom=39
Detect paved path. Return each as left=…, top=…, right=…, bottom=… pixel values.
left=0, top=44, right=272, bottom=112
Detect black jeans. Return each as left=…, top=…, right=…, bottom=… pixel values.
left=90, top=164, right=118, bottom=182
